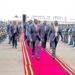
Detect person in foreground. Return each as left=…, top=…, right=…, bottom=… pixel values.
left=30, top=19, right=42, bottom=59
left=48, top=21, right=63, bottom=59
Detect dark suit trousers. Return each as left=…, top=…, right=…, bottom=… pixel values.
left=12, top=33, right=17, bottom=47
left=42, top=34, right=47, bottom=49
left=31, top=41, right=35, bottom=55
left=54, top=36, right=58, bottom=49
left=52, top=36, right=58, bottom=57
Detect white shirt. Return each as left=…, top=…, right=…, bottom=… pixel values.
left=54, top=26, right=58, bottom=36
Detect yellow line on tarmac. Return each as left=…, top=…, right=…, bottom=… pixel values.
left=46, top=49, right=75, bottom=74
left=24, top=41, right=34, bottom=75
left=22, top=42, right=29, bottom=75
left=46, top=49, right=75, bottom=73
left=23, top=50, right=29, bottom=75
left=46, top=50, right=73, bottom=75
left=56, top=56, right=75, bottom=74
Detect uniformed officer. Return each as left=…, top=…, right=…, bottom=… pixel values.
left=64, top=25, right=69, bottom=43
left=0, top=26, right=2, bottom=42
left=70, top=25, right=74, bottom=45
left=72, top=26, right=75, bottom=47
left=68, top=26, right=73, bottom=45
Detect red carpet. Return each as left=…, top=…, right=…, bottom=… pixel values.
left=26, top=46, right=70, bottom=75
left=21, top=32, right=74, bottom=75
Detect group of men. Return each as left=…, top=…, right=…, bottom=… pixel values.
left=6, top=21, right=22, bottom=48
left=62, top=24, right=75, bottom=47
left=25, top=19, right=63, bottom=59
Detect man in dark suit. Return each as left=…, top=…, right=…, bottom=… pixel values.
left=30, top=19, right=42, bottom=59
left=40, top=21, right=49, bottom=50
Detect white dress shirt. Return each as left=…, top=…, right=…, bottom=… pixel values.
left=54, top=26, right=58, bottom=37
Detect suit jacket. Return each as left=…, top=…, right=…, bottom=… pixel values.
left=48, top=25, right=62, bottom=42
left=39, top=24, right=49, bottom=40
left=25, top=22, right=32, bottom=40
left=30, top=24, right=41, bottom=42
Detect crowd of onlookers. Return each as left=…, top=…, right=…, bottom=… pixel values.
left=61, top=24, right=75, bottom=47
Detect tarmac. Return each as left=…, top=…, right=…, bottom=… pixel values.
left=0, top=38, right=75, bottom=75
left=0, top=39, right=24, bottom=75
left=57, top=41, right=75, bottom=70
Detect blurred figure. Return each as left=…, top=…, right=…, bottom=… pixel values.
left=11, top=21, right=18, bottom=48
left=40, top=21, right=49, bottom=50
left=6, top=21, right=12, bottom=44
left=17, top=21, right=22, bottom=41
left=48, top=21, right=63, bottom=59
left=26, top=20, right=33, bottom=46
left=64, top=26, right=69, bottom=43
left=72, top=26, right=75, bottom=47
left=0, top=26, right=2, bottom=42
left=68, top=27, right=73, bottom=45
left=30, top=19, right=42, bottom=59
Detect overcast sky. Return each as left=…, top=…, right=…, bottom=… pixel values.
left=0, top=0, right=75, bottom=20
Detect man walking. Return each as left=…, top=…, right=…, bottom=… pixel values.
left=30, top=19, right=42, bottom=59
left=48, top=21, right=63, bottom=59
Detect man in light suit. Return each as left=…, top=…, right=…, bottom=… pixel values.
left=6, top=21, right=12, bottom=44
left=48, top=21, right=63, bottom=59
left=30, top=19, right=42, bottom=59
left=40, top=21, right=49, bottom=50
left=25, top=20, right=33, bottom=46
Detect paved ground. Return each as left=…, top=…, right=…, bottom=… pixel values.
left=46, top=40, right=75, bottom=71
left=0, top=39, right=24, bottom=75
left=0, top=38, right=75, bottom=75
left=56, top=41, right=75, bottom=70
